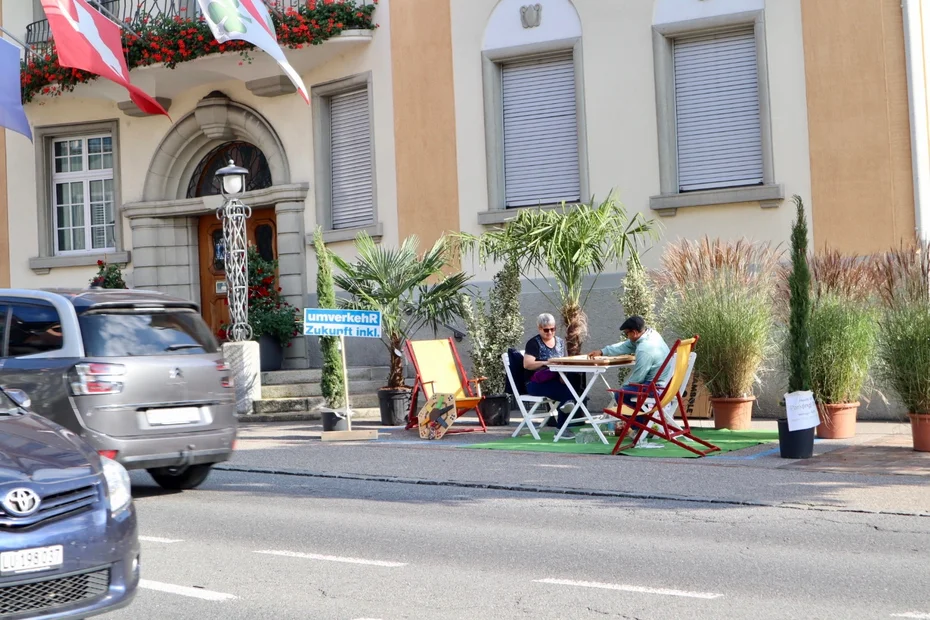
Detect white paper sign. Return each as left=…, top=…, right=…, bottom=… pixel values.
left=784, top=390, right=819, bottom=431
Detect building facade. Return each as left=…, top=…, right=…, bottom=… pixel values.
left=1, top=0, right=929, bottom=390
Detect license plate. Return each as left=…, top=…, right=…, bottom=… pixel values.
left=1, top=545, right=63, bottom=576
left=146, top=407, right=201, bottom=426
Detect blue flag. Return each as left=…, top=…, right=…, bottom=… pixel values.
left=0, top=38, right=32, bottom=142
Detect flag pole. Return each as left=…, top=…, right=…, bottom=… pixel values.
left=87, top=2, right=142, bottom=39
left=0, top=26, right=41, bottom=60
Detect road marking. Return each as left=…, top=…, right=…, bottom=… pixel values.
left=139, top=580, right=236, bottom=601
left=537, top=464, right=579, bottom=469
left=139, top=536, right=183, bottom=544
left=892, top=613, right=930, bottom=619
left=255, top=549, right=407, bottom=568
left=534, top=578, right=723, bottom=600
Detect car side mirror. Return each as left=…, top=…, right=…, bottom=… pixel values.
left=5, top=388, right=31, bottom=410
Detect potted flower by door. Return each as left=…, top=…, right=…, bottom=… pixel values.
left=219, top=246, right=300, bottom=372
left=872, top=242, right=930, bottom=452
left=805, top=251, right=877, bottom=439
left=659, top=238, right=780, bottom=430
left=460, top=257, right=524, bottom=426
left=90, top=259, right=128, bottom=289
left=330, top=233, right=471, bottom=426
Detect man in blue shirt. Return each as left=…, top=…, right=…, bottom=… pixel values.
left=586, top=316, right=672, bottom=411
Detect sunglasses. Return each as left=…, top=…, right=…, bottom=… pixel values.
left=541, top=327, right=556, bottom=333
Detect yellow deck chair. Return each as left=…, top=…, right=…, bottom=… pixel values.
left=605, top=336, right=720, bottom=456
left=405, top=339, right=487, bottom=433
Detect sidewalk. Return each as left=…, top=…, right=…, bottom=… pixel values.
left=226, top=417, right=930, bottom=517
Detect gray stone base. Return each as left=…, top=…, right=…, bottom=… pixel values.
left=224, top=341, right=262, bottom=415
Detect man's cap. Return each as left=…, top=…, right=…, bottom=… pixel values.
left=619, top=316, right=646, bottom=332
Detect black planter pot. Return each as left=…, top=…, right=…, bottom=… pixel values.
left=258, top=334, right=284, bottom=372
left=777, top=418, right=815, bottom=459
left=321, top=409, right=349, bottom=432
left=377, top=388, right=411, bottom=426
left=479, top=394, right=511, bottom=426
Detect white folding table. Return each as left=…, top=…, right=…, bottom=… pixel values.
left=546, top=358, right=635, bottom=444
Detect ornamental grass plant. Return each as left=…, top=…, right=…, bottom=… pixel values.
left=871, top=243, right=930, bottom=415
left=804, top=251, right=877, bottom=406
left=658, top=238, right=781, bottom=399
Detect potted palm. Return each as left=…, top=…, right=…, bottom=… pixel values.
left=331, top=233, right=471, bottom=426
left=312, top=228, right=347, bottom=432
left=460, top=257, right=524, bottom=425
left=807, top=251, right=877, bottom=439
left=453, top=194, right=657, bottom=355
left=659, top=238, right=780, bottom=430
left=871, top=242, right=930, bottom=452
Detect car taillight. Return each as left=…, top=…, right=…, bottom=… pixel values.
left=216, top=360, right=233, bottom=388
left=70, top=363, right=125, bottom=396
left=98, top=450, right=118, bottom=459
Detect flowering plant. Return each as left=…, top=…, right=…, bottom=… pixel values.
left=22, top=0, right=378, bottom=104
left=90, top=259, right=127, bottom=289
left=217, top=246, right=300, bottom=347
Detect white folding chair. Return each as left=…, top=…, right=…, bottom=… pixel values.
left=502, top=351, right=558, bottom=440
left=593, top=352, right=697, bottom=445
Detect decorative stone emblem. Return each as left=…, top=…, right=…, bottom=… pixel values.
left=521, top=3, right=542, bottom=29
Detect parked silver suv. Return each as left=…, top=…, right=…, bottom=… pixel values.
left=0, top=288, right=237, bottom=490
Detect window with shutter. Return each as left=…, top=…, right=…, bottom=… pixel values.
left=330, top=89, right=374, bottom=230
left=502, top=53, right=581, bottom=208
left=674, top=28, right=763, bottom=192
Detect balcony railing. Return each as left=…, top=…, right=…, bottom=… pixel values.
left=24, top=0, right=321, bottom=48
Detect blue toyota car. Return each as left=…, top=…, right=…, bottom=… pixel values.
left=0, top=386, right=139, bottom=619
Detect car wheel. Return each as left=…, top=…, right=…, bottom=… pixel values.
left=147, top=464, right=214, bottom=490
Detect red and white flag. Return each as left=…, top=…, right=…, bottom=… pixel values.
left=197, top=0, right=309, bottom=104
left=41, top=0, right=169, bottom=117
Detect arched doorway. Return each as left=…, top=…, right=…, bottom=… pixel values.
left=128, top=92, right=310, bottom=368
left=190, top=140, right=278, bottom=337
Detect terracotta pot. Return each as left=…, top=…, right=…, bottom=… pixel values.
left=710, top=397, right=754, bottom=430
left=816, top=402, right=859, bottom=439
left=909, top=413, right=930, bottom=452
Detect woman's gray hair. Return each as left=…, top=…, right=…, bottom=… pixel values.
left=536, top=313, right=556, bottom=328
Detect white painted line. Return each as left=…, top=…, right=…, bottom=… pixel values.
left=139, top=536, right=183, bottom=544
left=255, top=549, right=407, bottom=568
left=534, top=578, right=723, bottom=600
left=139, top=579, right=236, bottom=601
left=892, top=613, right=930, bottom=619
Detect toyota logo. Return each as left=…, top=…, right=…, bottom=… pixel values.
left=2, top=488, right=41, bottom=517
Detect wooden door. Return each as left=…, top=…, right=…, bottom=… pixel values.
left=198, top=208, right=277, bottom=338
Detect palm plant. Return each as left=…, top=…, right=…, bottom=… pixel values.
left=453, top=194, right=657, bottom=355
left=330, top=233, right=471, bottom=389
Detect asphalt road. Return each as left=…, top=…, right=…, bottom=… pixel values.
left=110, top=465, right=930, bottom=620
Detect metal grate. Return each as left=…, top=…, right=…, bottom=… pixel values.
left=0, top=484, right=99, bottom=530
left=0, top=568, right=109, bottom=616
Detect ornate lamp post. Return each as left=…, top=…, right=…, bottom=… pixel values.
left=215, top=160, right=252, bottom=342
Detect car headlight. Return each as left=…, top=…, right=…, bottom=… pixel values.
left=100, top=456, right=132, bottom=515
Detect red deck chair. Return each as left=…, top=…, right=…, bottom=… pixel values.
left=404, top=338, right=488, bottom=433
left=605, top=336, right=720, bottom=457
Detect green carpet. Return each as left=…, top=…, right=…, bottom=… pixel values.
left=460, top=428, right=779, bottom=458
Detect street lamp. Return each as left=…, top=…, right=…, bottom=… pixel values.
left=215, top=160, right=252, bottom=342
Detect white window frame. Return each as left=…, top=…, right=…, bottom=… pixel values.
left=30, top=120, right=129, bottom=275
left=479, top=38, right=590, bottom=226
left=51, top=134, right=117, bottom=256
left=650, top=10, right=783, bottom=216
left=311, top=72, right=381, bottom=244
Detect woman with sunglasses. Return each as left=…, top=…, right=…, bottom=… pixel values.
left=523, top=313, right=578, bottom=438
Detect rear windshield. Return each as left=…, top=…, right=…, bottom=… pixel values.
left=78, top=309, right=219, bottom=357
